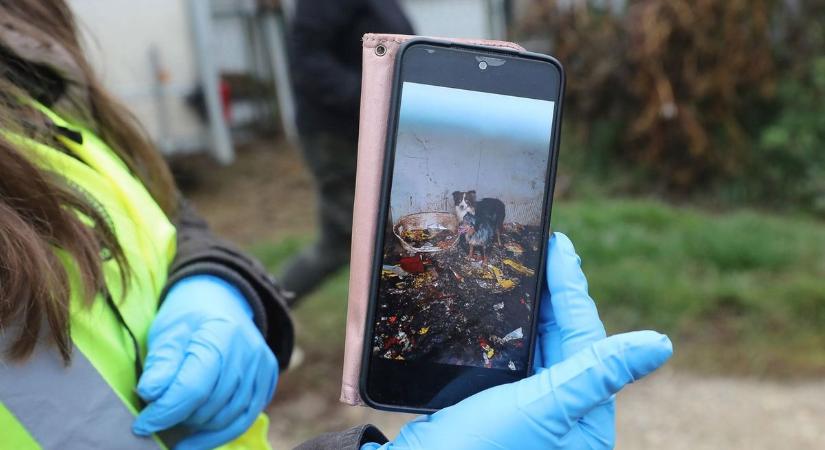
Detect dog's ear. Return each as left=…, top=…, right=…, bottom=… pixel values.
left=452, top=191, right=462, bottom=204
left=467, top=191, right=477, bottom=202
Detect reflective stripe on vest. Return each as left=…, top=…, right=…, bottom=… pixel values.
left=0, top=339, right=163, bottom=450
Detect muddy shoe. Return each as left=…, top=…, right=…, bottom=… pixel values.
left=286, top=346, right=305, bottom=371
left=279, top=242, right=349, bottom=305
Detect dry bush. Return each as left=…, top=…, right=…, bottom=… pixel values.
left=520, top=0, right=777, bottom=190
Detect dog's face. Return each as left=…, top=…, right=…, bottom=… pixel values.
left=452, top=190, right=477, bottom=213
left=458, top=212, right=476, bottom=236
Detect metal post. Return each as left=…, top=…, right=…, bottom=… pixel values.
left=261, top=10, right=299, bottom=145
left=188, top=0, right=235, bottom=164
left=148, top=45, right=173, bottom=154
left=487, top=0, right=509, bottom=41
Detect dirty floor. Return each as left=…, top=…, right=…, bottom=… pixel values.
left=374, top=223, right=540, bottom=369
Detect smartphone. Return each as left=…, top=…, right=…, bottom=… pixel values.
left=361, top=39, right=564, bottom=413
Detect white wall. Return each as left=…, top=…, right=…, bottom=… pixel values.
left=401, top=0, right=493, bottom=39
left=390, top=130, right=549, bottom=226
left=69, top=0, right=205, bottom=152
left=68, top=0, right=499, bottom=155
left=69, top=0, right=257, bottom=154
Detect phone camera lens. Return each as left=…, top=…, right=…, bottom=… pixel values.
left=375, top=44, right=387, bottom=56
left=478, top=61, right=488, bottom=70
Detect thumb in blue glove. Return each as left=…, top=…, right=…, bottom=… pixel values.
left=132, top=274, right=278, bottom=450
left=364, top=232, right=673, bottom=450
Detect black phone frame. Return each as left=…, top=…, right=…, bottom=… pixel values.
left=359, top=37, right=566, bottom=414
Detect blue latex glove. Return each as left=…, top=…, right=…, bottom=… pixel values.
left=133, top=275, right=278, bottom=450
left=363, top=232, right=673, bottom=450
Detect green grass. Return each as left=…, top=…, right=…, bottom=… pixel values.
left=253, top=198, right=825, bottom=378
left=252, top=237, right=351, bottom=393
left=553, top=198, right=825, bottom=377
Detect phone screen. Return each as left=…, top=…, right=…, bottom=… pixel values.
left=365, top=42, right=562, bottom=412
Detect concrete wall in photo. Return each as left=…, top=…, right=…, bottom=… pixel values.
left=390, top=127, right=549, bottom=226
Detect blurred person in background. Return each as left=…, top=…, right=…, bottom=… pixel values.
left=280, top=0, right=414, bottom=304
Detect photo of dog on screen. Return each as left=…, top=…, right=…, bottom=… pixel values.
left=373, top=82, right=556, bottom=370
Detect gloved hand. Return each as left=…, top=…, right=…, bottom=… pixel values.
left=364, top=232, right=673, bottom=450
left=132, top=274, right=278, bottom=450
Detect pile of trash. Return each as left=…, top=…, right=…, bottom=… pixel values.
left=399, top=228, right=457, bottom=250
left=373, top=221, right=542, bottom=370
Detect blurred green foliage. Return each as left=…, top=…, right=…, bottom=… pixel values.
left=254, top=198, right=825, bottom=377
left=753, top=57, right=825, bottom=214
left=520, top=0, right=825, bottom=214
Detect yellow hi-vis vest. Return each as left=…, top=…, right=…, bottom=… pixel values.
left=0, top=104, right=271, bottom=450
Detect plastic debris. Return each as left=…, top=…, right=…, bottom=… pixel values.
left=399, top=256, right=426, bottom=273
left=450, top=268, right=464, bottom=283
left=497, top=278, right=516, bottom=290
left=481, top=340, right=495, bottom=368
left=382, top=265, right=410, bottom=279
left=493, top=302, right=504, bottom=311
left=508, top=360, right=516, bottom=371
left=504, top=243, right=524, bottom=255
left=502, top=258, right=535, bottom=276
left=501, top=327, right=523, bottom=343
left=397, top=331, right=411, bottom=351
left=412, top=270, right=438, bottom=289
left=488, top=265, right=517, bottom=290
left=419, top=326, right=429, bottom=335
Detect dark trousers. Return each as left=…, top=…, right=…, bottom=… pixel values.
left=279, top=133, right=357, bottom=304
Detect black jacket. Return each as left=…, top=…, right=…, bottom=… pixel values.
left=288, top=0, right=414, bottom=138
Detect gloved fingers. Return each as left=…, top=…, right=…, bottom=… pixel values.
left=190, top=348, right=277, bottom=432
left=519, top=331, right=672, bottom=437
left=546, top=232, right=607, bottom=358
left=199, top=351, right=258, bottom=431
left=536, top=285, right=563, bottom=370
left=174, top=407, right=259, bottom=450
left=360, top=444, right=384, bottom=450
left=252, top=349, right=279, bottom=414
left=133, top=339, right=221, bottom=436
left=183, top=364, right=241, bottom=428
left=575, top=396, right=616, bottom=449
left=260, top=349, right=279, bottom=404
left=137, top=322, right=190, bottom=401
left=536, top=319, right=562, bottom=371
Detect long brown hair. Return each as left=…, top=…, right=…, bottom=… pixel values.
left=0, top=0, right=177, bottom=363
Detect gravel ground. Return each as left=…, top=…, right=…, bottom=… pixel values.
left=616, top=368, right=825, bottom=449
left=267, top=367, right=825, bottom=449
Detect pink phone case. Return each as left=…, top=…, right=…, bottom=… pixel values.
left=341, top=33, right=526, bottom=406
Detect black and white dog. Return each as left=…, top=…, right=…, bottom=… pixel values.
left=453, top=191, right=505, bottom=263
